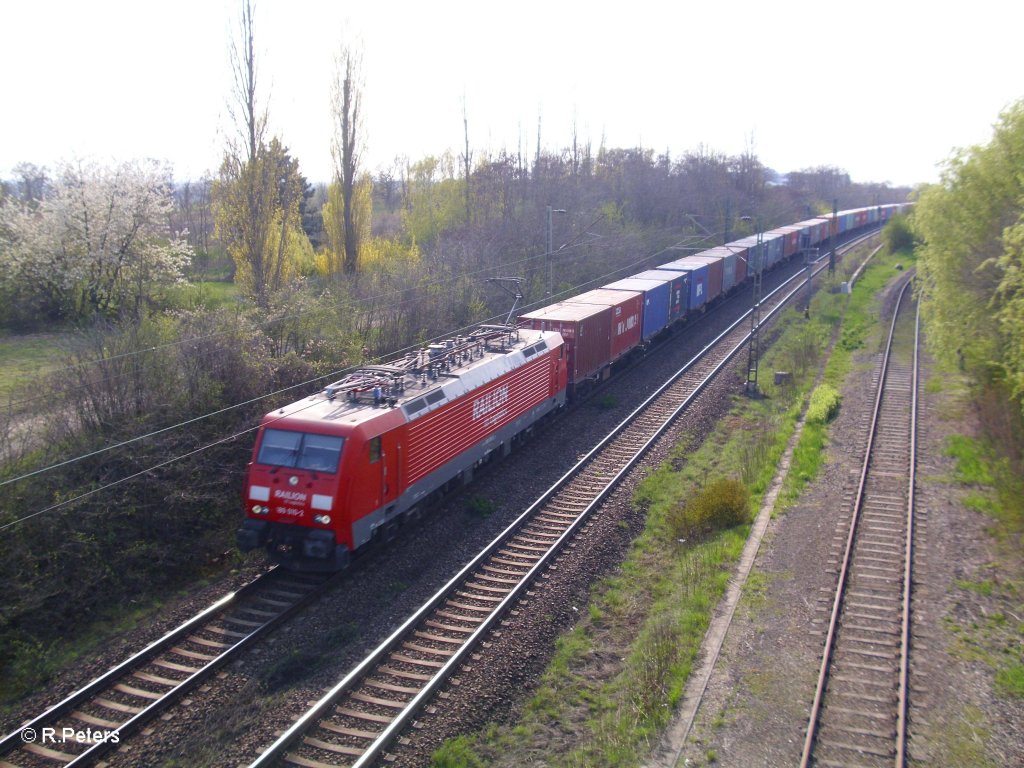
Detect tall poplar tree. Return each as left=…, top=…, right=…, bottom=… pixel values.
left=213, top=0, right=311, bottom=305
left=329, top=43, right=365, bottom=275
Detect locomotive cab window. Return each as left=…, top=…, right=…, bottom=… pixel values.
left=369, top=436, right=381, bottom=464
left=257, top=429, right=344, bottom=473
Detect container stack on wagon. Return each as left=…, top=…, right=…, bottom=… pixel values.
left=602, top=277, right=672, bottom=342
left=518, top=301, right=612, bottom=384
left=681, top=254, right=726, bottom=300
left=654, top=259, right=711, bottom=311
left=239, top=202, right=912, bottom=570
left=563, top=288, right=644, bottom=364
left=631, top=269, right=689, bottom=323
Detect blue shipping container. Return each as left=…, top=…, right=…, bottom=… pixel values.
left=604, top=277, right=671, bottom=340
left=762, top=234, right=784, bottom=267
left=729, top=236, right=768, bottom=273
left=655, top=260, right=709, bottom=311
left=693, top=248, right=739, bottom=293
left=633, top=269, right=688, bottom=322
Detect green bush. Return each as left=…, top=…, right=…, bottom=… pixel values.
left=668, top=477, right=750, bottom=541
left=883, top=213, right=915, bottom=253
left=806, top=384, right=841, bottom=424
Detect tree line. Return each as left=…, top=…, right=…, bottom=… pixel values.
left=0, top=0, right=911, bottom=702
left=914, top=98, right=1024, bottom=442
left=0, top=0, right=908, bottom=337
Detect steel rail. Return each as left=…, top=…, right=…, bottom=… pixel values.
left=799, top=277, right=915, bottom=768
left=0, top=568, right=275, bottom=754
left=0, top=566, right=337, bottom=767
left=250, top=248, right=832, bottom=768
left=2, top=228, right=883, bottom=768
left=895, top=300, right=920, bottom=767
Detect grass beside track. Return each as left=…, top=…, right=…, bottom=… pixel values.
left=937, top=377, right=1024, bottom=704
left=164, top=280, right=241, bottom=310
left=431, top=245, right=911, bottom=767
left=0, top=332, right=67, bottom=401
left=0, top=281, right=237, bottom=402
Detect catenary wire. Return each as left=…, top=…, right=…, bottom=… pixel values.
left=0, top=228, right=717, bottom=516
left=0, top=398, right=325, bottom=532
left=1, top=226, right=642, bottom=406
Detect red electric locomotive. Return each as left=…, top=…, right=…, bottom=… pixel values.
left=237, top=326, right=567, bottom=570
left=237, top=204, right=912, bottom=571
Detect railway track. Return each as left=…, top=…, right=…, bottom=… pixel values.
left=800, top=276, right=919, bottom=768
left=0, top=568, right=335, bottom=768
left=248, top=249, right=848, bottom=768
left=1, top=233, right=882, bottom=768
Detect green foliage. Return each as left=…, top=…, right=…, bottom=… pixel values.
left=823, top=251, right=912, bottom=385
left=769, top=319, right=827, bottom=380
left=883, top=212, right=915, bottom=253
left=432, top=735, right=487, bottom=768
left=915, top=99, right=1024, bottom=414
left=945, top=435, right=995, bottom=485
left=321, top=175, right=373, bottom=275
left=996, top=661, right=1024, bottom=698
left=941, top=429, right=1023, bottom=543
left=401, top=153, right=466, bottom=245
left=955, top=578, right=996, bottom=597
left=0, top=307, right=322, bottom=703
left=806, top=384, right=841, bottom=424
left=356, top=236, right=422, bottom=278
left=0, top=332, right=66, bottom=400
left=163, top=280, right=241, bottom=311
left=467, top=496, right=496, bottom=518
left=997, top=215, right=1024, bottom=404
left=213, top=137, right=312, bottom=304
left=927, top=705, right=998, bottom=768
left=667, top=477, right=750, bottom=542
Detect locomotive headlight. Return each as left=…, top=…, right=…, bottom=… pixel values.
left=314, top=514, right=332, bottom=525
left=251, top=504, right=268, bottom=515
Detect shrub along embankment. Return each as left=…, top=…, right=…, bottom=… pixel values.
left=431, top=242, right=913, bottom=767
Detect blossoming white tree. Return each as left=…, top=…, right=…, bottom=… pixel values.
left=0, top=159, right=192, bottom=324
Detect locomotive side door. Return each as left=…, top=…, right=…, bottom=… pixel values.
left=373, top=433, right=400, bottom=506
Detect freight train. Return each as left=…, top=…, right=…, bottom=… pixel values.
left=237, top=204, right=907, bottom=570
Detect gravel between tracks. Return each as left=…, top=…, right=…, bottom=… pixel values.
left=383, top=339, right=747, bottom=768
left=666, top=278, right=1024, bottom=767
left=84, top=255, right=792, bottom=767
left=2, top=253, right=879, bottom=768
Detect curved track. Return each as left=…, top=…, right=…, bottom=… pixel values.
left=1, top=232, right=882, bottom=768
left=800, top=277, right=919, bottom=768
left=248, top=245, right=858, bottom=768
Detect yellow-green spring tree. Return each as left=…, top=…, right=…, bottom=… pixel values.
left=915, top=99, right=1024, bottom=414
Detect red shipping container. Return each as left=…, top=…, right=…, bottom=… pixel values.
left=719, top=243, right=750, bottom=285
left=520, top=301, right=612, bottom=384
left=733, top=245, right=749, bottom=284
left=768, top=225, right=802, bottom=258
left=693, top=247, right=739, bottom=292
left=564, top=288, right=643, bottom=364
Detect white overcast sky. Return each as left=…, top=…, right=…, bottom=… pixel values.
left=1, top=0, right=1020, bottom=189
